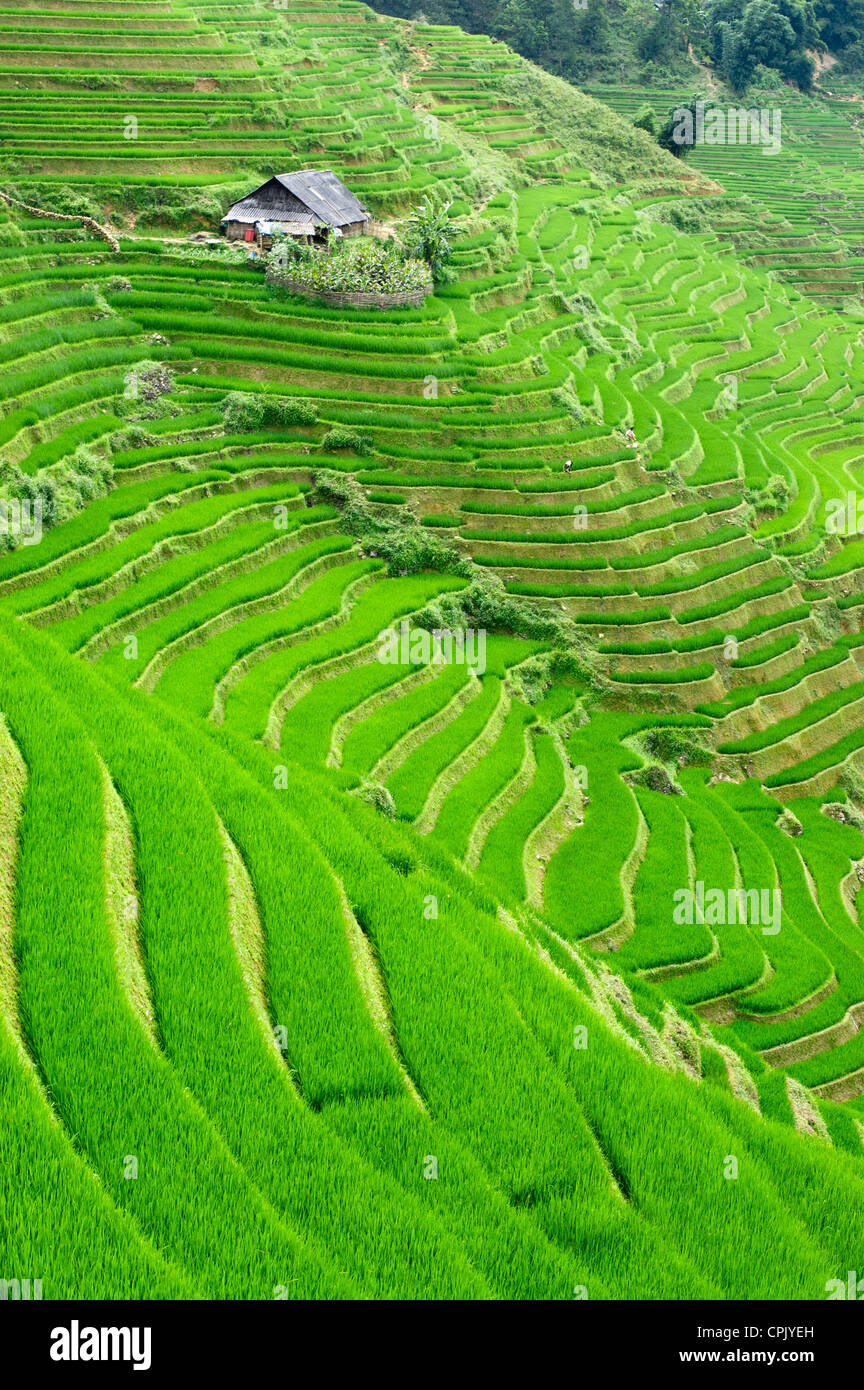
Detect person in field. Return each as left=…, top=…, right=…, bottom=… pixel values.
left=563, top=458, right=573, bottom=474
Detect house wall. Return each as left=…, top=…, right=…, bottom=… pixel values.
left=229, top=217, right=367, bottom=243
left=226, top=220, right=252, bottom=241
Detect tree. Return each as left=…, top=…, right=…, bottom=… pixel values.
left=638, top=3, right=676, bottom=61
left=720, top=20, right=759, bottom=87
left=577, top=0, right=612, bottom=52
left=816, top=0, right=864, bottom=50
left=633, top=103, right=658, bottom=135
left=742, top=0, right=797, bottom=68
left=705, top=0, right=823, bottom=88
left=656, top=94, right=715, bottom=156
left=785, top=48, right=816, bottom=84
left=402, top=199, right=458, bottom=282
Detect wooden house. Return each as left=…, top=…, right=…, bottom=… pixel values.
left=221, top=170, right=370, bottom=247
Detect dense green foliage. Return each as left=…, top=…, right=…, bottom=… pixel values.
left=369, top=0, right=864, bottom=89
left=271, top=238, right=433, bottom=296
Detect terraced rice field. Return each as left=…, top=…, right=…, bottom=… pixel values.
left=583, top=80, right=864, bottom=306
left=4, top=0, right=864, bottom=1308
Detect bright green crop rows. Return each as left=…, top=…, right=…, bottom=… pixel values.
left=2, top=0, right=864, bottom=1307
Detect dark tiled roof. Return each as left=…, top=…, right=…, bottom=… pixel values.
left=274, top=170, right=369, bottom=226
left=223, top=181, right=313, bottom=225
left=224, top=171, right=369, bottom=228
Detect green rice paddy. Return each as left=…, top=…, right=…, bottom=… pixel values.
left=2, top=0, right=864, bottom=1306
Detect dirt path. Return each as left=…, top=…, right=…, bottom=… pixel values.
left=810, top=48, right=838, bottom=79
left=688, top=44, right=719, bottom=96
left=410, top=43, right=431, bottom=71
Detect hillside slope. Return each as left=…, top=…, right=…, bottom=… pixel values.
left=582, top=76, right=864, bottom=305
left=2, top=0, right=864, bottom=1301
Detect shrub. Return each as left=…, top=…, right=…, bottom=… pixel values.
left=745, top=473, right=791, bottom=514
left=322, top=427, right=373, bottom=455
left=368, top=528, right=470, bottom=578
left=314, top=468, right=468, bottom=577
left=841, top=767, right=864, bottom=805
left=311, top=471, right=601, bottom=676
left=269, top=235, right=313, bottom=269
left=776, top=808, right=803, bottom=837
left=633, top=105, right=657, bottom=136
left=221, top=392, right=318, bottom=433
left=824, top=801, right=864, bottom=834
left=508, top=652, right=561, bottom=706
left=628, top=763, right=683, bottom=796
left=0, top=442, right=114, bottom=551
left=5, top=468, right=59, bottom=531
left=642, top=726, right=711, bottom=768
left=785, top=51, right=815, bottom=92
left=111, top=424, right=154, bottom=452
left=355, top=783, right=397, bottom=819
